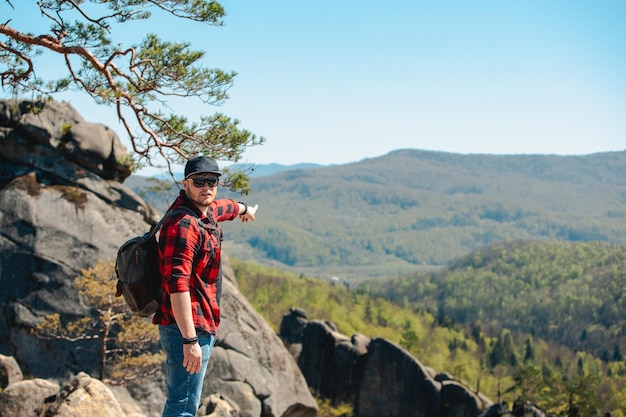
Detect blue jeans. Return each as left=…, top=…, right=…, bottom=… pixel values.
left=159, top=325, right=216, bottom=417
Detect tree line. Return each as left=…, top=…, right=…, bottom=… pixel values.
left=364, top=240, right=626, bottom=361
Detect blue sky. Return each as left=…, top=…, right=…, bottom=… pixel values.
left=3, top=1, right=625, bottom=174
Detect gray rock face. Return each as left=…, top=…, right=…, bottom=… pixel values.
left=358, top=337, right=443, bottom=417
left=46, top=372, right=127, bottom=417
left=297, top=320, right=367, bottom=406
left=279, top=308, right=309, bottom=359
left=0, top=101, right=157, bottom=378
left=200, top=393, right=242, bottom=417
left=0, top=99, right=317, bottom=417
left=0, top=377, right=60, bottom=417
left=0, top=99, right=132, bottom=181
left=279, top=307, right=309, bottom=344
left=289, top=316, right=494, bottom=417
left=0, top=353, right=23, bottom=389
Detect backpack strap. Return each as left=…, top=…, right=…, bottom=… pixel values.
left=148, top=206, right=197, bottom=241
left=153, top=206, right=218, bottom=240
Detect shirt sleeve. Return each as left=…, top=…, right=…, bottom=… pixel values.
left=211, top=199, right=240, bottom=222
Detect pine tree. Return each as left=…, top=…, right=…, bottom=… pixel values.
left=523, top=337, right=535, bottom=363
left=33, top=260, right=164, bottom=384
left=1, top=1, right=263, bottom=190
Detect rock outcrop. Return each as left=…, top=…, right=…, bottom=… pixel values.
left=283, top=314, right=496, bottom=417
left=279, top=307, right=309, bottom=359
left=46, top=372, right=127, bottom=417
left=0, top=376, right=61, bottom=417
left=0, top=100, right=158, bottom=381
left=0, top=99, right=317, bottom=417
left=0, top=353, right=23, bottom=388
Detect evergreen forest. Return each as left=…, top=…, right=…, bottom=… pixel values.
left=364, top=240, right=626, bottom=364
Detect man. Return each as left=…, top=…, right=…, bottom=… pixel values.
left=152, top=155, right=257, bottom=417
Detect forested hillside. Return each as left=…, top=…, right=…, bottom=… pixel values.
left=231, top=255, right=626, bottom=416
left=364, top=240, right=626, bottom=360
left=127, top=149, right=626, bottom=280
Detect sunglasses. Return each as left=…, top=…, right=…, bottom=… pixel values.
left=190, top=177, right=219, bottom=188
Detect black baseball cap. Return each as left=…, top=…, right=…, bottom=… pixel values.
left=184, top=156, right=222, bottom=178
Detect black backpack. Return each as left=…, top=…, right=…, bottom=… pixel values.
left=114, top=206, right=197, bottom=317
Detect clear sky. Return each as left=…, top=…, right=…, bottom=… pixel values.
left=3, top=1, right=626, bottom=174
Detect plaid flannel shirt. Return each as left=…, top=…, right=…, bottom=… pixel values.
left=152, top=191, right=239, bottom=336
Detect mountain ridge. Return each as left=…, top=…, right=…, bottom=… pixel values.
left=127, top=148, right=626, bottom=280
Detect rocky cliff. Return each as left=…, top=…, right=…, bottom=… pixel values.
left=0, top=99, right=317, bottom=417
left=279, top=310, right=549, bottom=417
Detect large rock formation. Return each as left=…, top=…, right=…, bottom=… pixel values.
left=0, top=99, right=317, bottom=417
left=0, top=376, right=61, bottom=417
left=282, top=311, right=496, bottom=417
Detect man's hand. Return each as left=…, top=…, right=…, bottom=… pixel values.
left=240, top=204, right=258, bottom=223
left=183, top=342, right=203, bottom=374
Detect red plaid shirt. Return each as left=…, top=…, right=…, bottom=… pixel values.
left=152, top=191, right=240, bottom=336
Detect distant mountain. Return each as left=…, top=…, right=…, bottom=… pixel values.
left=138, top=162, right=323, bottom=181
left=125, top=162, right=324, bottom=210
left=240, top=162, right=324, bottom=178
left=126, top=149, right=626, bottom=280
